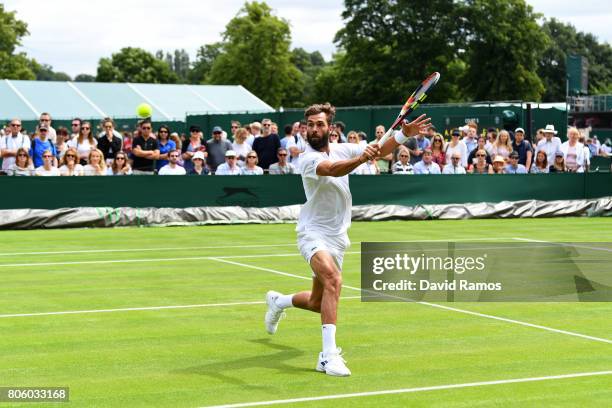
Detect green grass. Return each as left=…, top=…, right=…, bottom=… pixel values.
left=0, top=218, right=611, bottom=407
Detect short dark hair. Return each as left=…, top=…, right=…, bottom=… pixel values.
left=189, top=125, right=201, bottom=133
left=304, top=103, right=335, bottom=125
left=140, top=119, right=152, bottom=127
left=334, top=121, right=345, bottom=131
left=284, top=124, right=293, bottom=136
left=72, top=118, right=82, bottom=125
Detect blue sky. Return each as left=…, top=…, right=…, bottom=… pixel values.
left=5, top=0, right=611, bottom=78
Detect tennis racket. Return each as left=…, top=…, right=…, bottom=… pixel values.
left=377, top=72, right=440, bottom=147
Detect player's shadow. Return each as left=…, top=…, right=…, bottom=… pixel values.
left=174, top=338, right=308, bottom=388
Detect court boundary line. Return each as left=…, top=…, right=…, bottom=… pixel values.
left=209, top=258, right=612, bottom=345
left=0, top=237, right=513, bottom=258
left=199, top=370, right=612, bottom=408
left=512, top=237, right=612, bottom=253
left=0, top=296, right=363, bottom=319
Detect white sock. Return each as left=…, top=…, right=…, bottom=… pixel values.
left=275, top=294, right=294, bottom=309
left=322, top=324, right=337, bottom=355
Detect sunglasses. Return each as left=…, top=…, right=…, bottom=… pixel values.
left=278, top=153, right=287, bottom=156
left=231, top=125, right=238, bottom=129
left=10, top=124, right=21, bottom=127
left=159, top=130, right=168, bottom=133
left=399, top=155, right=409, bottom=158
left=66, top=154, right=76, bottom=158
left=40, top=129, right=48, bottom=132
left=72, top=123, right=79, bottom=127
left=40, top=119, right=50, bottom=122
left=17, top=153, right=27, bottom=157
left=476, top=154, right=486, bottom=157
left=82, top=127, right=90, bottom=130
left=141, top=127, right=151, bottom=130
left=263, top=124, right=271, bottom=127
left=452, top=157, right=461, bottom=160
left=247, top=156, right=257, bottom=159
left=116, top=157, right=125, bottom=160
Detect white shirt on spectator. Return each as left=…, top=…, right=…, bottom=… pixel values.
left=269, top=162, right=296, bottom=174
left=159, top=164, right=186, bottom=175
left=215, top=163, right=242, bottom=175
left=82, top=164, right=106, bottom=176
left=445, top=141, right=468, bottom=167
left=413, top=161, right=441, bottom=174
left=442, top=163, right=466, bottom=174
left=0, top=133, right=31, bottom=170
left=241, top=166, right=264, bottom=175
left=286, top=135, right=307, bottom=173
left=297, top=142, right=365, bottom=236
left=67, top=138, right=97, bottom=160
left=354, top=162, right=379, bottom=175
left=392, top=162, right=414, bottom=174
left=35, top=166, right=60, bottom=176
left=59, top=164, right=84, bottom=176
left=559, top=141, right=587, bottom=172
left=7, top=163, right=34, bottom=176
left=537, top=137, right=562, bottom=166
left=232, top=141, right=251, bottom=166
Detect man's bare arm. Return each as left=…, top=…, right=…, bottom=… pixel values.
left=316, top=145, right=379, bottom=177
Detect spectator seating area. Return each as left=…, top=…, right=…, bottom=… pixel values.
left=1, top=114, right=611, bottom=177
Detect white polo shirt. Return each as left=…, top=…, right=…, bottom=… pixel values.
left=296, top=142, right=365, bottom=236
left=0, top=133, right=31, bottom=170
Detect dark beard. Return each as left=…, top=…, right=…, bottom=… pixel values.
left=307, top=130, right=329, bottom=151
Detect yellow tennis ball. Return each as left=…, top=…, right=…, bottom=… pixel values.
left=136, top=103, right=153, bottom=118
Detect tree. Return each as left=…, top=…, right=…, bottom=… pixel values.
left=207, top=1, right=303, bottom=107
left=30, top=61, right=72, bottom=81
left=327, top=0, right=466, bottom=106
left=539, top=18, right=612, bottom=101
left=291, top=47, right=327, bottom=105
left=0, top=4, right=36, bottom=79
left=74, top=74, right=96, bottom=82
left=96, top=47, right=178, bottom=83
left=461, top=0, right=546, bottom=101
left=189, top=43, right=222, bottom=83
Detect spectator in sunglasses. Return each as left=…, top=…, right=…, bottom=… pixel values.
left=241, top=151, right=264, bottom=175
left=59, top=147, right=84, bottom=176
left=468, top=149, right=493, bottom=174
left=34, top=149, right=60, bottom=176
left=158, top=149, right=186, bottom=175
left=268, top=148, right=295, bottom=174
left=392, top=146, right=414, bottom=174
left=108, top=151, right=132, bottom=175
left=67, top=121, right=97, bottom=165
left=7, top=147, right=34, bottom=176
left=30, top=125, right=58, bottom=168
left=1, top=118, right=31, bottom=172
left=155, top=125, right=176, bottom=171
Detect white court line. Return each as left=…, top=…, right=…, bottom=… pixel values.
left=512, top=237, right=612, bottom=253
left=0, top=252, right=332, bottom=268
left=209, top=258, right=612, bottom=345
left=0, top=296, right=363, bottom=319
left=0, top=237, right=513, bottom=258
left=200, top=371, right=612, bottom=408
left=0, top=243, right=297, bottom=257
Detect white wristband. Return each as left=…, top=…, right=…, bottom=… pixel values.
left=393, top=130, right=409, bottom=144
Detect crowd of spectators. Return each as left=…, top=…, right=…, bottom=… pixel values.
left=1, top=112, right=610, bottom=177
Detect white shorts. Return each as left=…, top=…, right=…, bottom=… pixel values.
left=297, top=231, right=350, bottom=273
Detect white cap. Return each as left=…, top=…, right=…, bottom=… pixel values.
left=193, top=151, right=205, bottom=161
left=543, top=124, right=557, bottom=134
left=225, top=150, right=237, bottom=157
left=514, top=127, right=525, bottom=134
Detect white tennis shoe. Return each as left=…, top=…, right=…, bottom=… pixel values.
left=264, top=290, right=285, bottom=334
left=316, top=347, right=351, bottom=377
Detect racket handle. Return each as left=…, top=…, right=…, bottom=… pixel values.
left=377, top=128, right=394, bottom=147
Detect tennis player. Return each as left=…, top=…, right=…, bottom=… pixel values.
left=265, top=103, right=431, bottom=376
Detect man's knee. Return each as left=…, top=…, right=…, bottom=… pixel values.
left=322, top=271, right=342, bottom=295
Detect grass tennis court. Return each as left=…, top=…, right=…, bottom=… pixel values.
left=1, top=218, right=611, bottom=407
